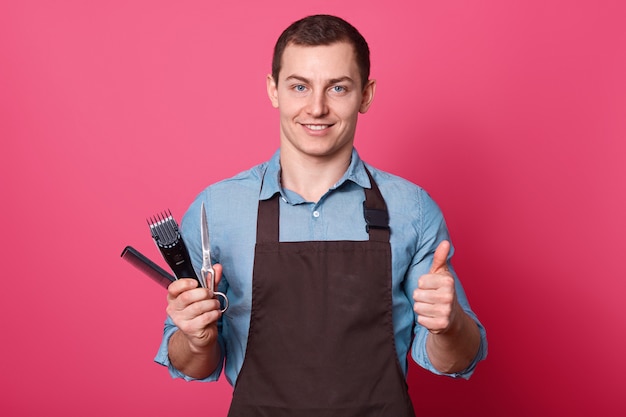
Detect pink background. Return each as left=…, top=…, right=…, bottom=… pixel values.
left=1, top=1, right=625, bottom=416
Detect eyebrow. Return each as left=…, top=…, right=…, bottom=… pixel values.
left=284, top=75, right=356, bottom=86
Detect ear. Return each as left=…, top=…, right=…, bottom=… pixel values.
left=359, top=79, right=376, bottom=114
left=266, top=74, right=279, bottom=108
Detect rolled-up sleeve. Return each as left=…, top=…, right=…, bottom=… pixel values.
left=407, top=189, right=488, bottom=379
left=411, top=302, right=488, bottom=379
left=153, top=315, right=225, bottom=382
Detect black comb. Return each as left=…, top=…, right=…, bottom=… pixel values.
left=120, top=245, right=175, bottom=289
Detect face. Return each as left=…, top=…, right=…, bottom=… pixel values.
left=267, top=42, right=376, bottom=162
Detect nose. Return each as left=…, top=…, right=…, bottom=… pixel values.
left=306, top=89, right=328, bottom=118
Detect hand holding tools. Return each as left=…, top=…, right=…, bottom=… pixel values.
left=122, top=206, right=229, bottom=314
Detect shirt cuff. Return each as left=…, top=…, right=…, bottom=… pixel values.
left=153, top=319, right=224, bottom=382
left=411, top=314, right=488, bottom=380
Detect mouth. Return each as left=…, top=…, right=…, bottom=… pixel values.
left=302, top=123, right=333, bottom=131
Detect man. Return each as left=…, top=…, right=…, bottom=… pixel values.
left=155, top=14, right=487, bottom=416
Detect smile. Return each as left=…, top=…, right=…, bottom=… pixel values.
left=304, top=124, right=332, bottom=131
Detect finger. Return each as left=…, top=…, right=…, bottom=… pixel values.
left=417, top=274, right=439, bottom=291
left=417, top=315, right=449, bottom=334
left=414, top=299, right=454, bottom=334
left=177, top=302, right=222, bottom=334
left=430, top=240, right=450, bottom=274
left=167, top=292, right=221, bottom=324
left=167, top=278, right=199, bottom=298
left=187, top=298, right=223, bottom=319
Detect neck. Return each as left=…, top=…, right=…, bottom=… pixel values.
left=280, top=150, right=352, bottom=203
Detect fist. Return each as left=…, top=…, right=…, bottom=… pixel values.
left=166, top=264, right=224, bottom=349
left=413, top=241, right=459, bottom=334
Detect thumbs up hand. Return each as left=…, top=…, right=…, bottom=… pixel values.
left=413, top=240, right=462, bottom=335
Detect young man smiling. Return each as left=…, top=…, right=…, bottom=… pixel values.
left=267, top=41, right=376, bottom=202
left=155, top=14, right=487, bottom=417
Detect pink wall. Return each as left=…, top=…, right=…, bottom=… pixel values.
left=2, top=1, right=624, bottom=416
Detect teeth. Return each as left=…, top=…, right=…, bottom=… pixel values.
left=305, top=124, right=329, bottom=131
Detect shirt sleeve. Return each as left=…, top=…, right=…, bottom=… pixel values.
left=407, top=188, right=488, bottom=379
left=153, top=315, right=225, bottom=382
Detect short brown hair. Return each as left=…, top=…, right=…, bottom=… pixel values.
left=271, top=15, right=371, bottom=88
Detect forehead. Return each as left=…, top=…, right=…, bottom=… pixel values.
left=279, top=42, right=360, bottom=82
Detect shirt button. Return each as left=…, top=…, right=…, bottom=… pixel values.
left=312, top=211, right=320, bottom=218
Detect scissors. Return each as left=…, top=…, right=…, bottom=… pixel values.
left=200, top=202, right=229, bottom=313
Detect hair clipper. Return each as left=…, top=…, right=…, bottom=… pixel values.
left=148, top=211, right=199, bottom=282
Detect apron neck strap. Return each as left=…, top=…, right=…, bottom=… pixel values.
left=363, top=167, right=390, bottom=242
left=257, top=167, right=390, bottom=243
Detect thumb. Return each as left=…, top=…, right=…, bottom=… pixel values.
left=213, top=263, right=223, bottom=287
left=430, top=240, right=450, bottom=273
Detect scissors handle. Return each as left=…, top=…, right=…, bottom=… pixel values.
left=202, top=267, right=229, bottom=313
left=214, top=291, right=229, bottom=313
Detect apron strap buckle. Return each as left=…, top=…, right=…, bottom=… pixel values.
left=363, top=204, right=389, bottom=232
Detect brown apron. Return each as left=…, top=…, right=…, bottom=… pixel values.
left=228, top=170, right=416, bottom=417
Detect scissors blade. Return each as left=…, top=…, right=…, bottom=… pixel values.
left=201, top=202, right=210, bottom=255
left=200, top=202, right=212, bottom=289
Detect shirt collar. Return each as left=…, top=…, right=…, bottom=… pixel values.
left=259, top=148, right=372, bottom=201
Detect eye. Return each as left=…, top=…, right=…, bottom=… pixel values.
left=331, top=85, right=347, bottom=94
left=293, top=84, right=307, bottom=92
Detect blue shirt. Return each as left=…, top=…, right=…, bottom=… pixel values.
left=155, top=149, right=487, bottom=385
